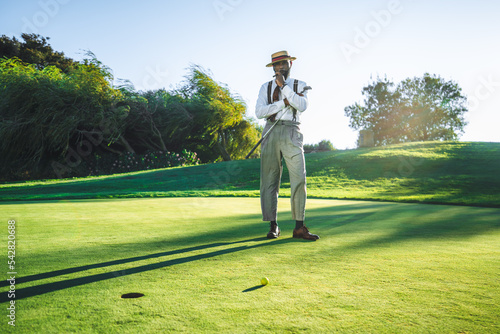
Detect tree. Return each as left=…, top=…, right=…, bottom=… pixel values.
left=117, top=69, right=261, bottom=162
left=303, top=140, right=336, bottom=153
left=172, top=65, right=260, bottom=161
left=0, top=56, right=126, bottom=179
left=344, top=74, right=468, bottom=146
left=117, top=88, right=168, bottom=154
left=0, top=34, right=78, bottom=72
left=0, top=34, right=261, bottom=180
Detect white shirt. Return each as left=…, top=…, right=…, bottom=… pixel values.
left=255, top=77, right=309, bottom=122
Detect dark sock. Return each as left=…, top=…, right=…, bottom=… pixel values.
left=270, top=220, right=277, bottom=227
left=295, top=220, right=304, bottom=229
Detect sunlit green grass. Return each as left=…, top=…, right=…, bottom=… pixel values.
left=1, top=141, right=499, bottom=207
left=1, top=197, right=499, bottom=333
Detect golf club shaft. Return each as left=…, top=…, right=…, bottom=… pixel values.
left=245, top=86, right=311, bottom=159
left=244, top=137, right=264, bottom=159
left=244, top=115, right=282, bottom=159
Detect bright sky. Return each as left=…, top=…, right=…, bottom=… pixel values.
left=1, top=0, right=499, bottom=149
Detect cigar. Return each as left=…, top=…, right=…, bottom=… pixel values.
left=273, top=70, right=285, bottom=77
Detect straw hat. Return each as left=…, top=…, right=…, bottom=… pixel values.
left=266, top=50, right=297, bottom=67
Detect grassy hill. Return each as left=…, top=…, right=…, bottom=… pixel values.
left=1, top=141, right=499, bottom=207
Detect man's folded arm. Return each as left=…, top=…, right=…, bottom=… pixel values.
left=282, top=82, right=308, bottom=112
left=255, top=84, right=285, bottom=119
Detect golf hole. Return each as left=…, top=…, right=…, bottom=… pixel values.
left=121, top=293, right=145, bottom=299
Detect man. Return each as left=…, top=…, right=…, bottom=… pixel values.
left=255, top=50, right=319, bottom=241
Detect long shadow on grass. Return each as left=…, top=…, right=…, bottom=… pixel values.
left=0, top=237, right=297, bottom=303
left=1, top=238, right=264, bottom=288
left=305, top=202, right=500, bottom=251
left=343, top=209, right=500, bottom=251
left=5, top=201, right=499, bottom=302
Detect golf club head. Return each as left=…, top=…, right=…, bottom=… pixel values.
left=300, top=86, right=312, bottom=94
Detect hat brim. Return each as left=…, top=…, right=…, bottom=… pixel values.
left=266, top=56, right=296, bottom=67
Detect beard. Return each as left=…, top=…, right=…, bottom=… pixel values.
left=276, top=69, right=290, bottom=79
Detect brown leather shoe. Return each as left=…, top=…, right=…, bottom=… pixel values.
left=267, top=223, right=281, bottom=239
left=293, top=226, right=319, bottom=241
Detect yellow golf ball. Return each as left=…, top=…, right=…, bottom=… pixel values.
left=261, top=277, right=269, bottom=285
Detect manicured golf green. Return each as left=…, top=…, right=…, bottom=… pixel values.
left=1, top=141, right=499, bottom=208
left=1, top=197, right=499, bottom=333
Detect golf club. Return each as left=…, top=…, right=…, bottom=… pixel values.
left=245, top=85, right=312, bottom=159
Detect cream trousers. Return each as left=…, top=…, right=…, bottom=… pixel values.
left=260, top=120, right=306, bottom=222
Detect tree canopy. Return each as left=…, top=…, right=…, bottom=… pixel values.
left=0, top=56, right=126, bottom=179
left=171, top=65, right=261, bottom=161
left=115, top=65, right=261, bottom=162
left=0, top=33, right=78, bottom=72
left=0, top=37, right=261, bottom=180
left=344, top=74, right=468, bottom=146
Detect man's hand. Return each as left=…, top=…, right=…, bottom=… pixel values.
left=283, top=98, right=290, bottom=106
left=275, top=72, right=285, bottom=87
